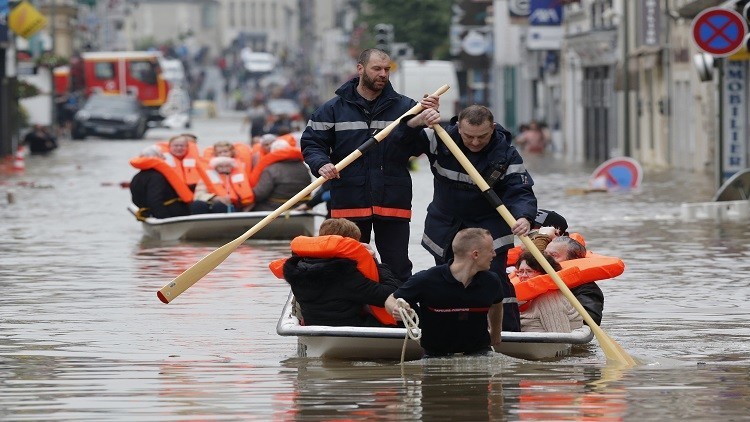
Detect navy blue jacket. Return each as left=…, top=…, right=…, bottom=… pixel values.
left=413, top=122, right=537, bottom=262
left=300, top=78, right=420, bottom=221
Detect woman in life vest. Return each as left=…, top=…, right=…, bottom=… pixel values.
left=269, top=218, right=402, bottom=327
left=190, top=156, right=255, bottom=214
left=129, top=145, right=192, bottom=219
left=515, top=250, right=584, bottom=333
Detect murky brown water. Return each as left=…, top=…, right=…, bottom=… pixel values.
left=2, top=119, right=749, bottom=420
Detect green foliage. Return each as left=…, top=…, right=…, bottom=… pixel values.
left=17, top=80, right=41, bottom=99
left=35, top=52, right=68, bottom=69
left=17, top=104, right=30, bottom=129
left=358, top=0, right=453, bottom=60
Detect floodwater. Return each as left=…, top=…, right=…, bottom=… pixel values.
left=2, top=118, right=749, bottom=421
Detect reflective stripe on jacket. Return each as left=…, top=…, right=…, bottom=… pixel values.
left=415, top=123, right=537, bottom=260
left=300, top=77, right=421, bottom=221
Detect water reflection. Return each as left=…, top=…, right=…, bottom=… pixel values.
left=278, top=357, right=636, bottom=421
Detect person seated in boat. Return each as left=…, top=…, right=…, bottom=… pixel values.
left=270, top=218, right=402, bottom=327
left=514, top=250, right=584, bottom=333
left=251, top=133, right=278, bottom=168
left=158, top=134, right=206, bottom=192
left=545, top=236, right=605, bottom=325
left=385, top=228, right=504, bottom=358
left=129, top=145, right=191, bottom=219
left=189, top=156, right=255, bottom=214
left=249, top=140, right=311, bottom=211
left=202, top=140, right=253, bottom=177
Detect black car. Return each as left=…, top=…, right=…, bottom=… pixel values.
left=72, top=94, right=149, bottom=140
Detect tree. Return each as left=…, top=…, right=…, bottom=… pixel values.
left=358, top=0, right=452, bottom=60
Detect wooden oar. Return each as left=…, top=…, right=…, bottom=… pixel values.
left=431, top=124, right=637, bottom=366
left=156, top=84, right=451, bottom=304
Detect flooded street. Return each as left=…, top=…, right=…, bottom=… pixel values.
left=1, top=116, right=749, bottom=421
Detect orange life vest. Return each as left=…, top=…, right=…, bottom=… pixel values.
left=205, top=168, right=255, bottom=207
left=202, top=143, right=254, bottom=174
left=269, top=235, right=396, bottom=326
left=276, top=133, right=298, bottom=148
left=510, top=253, right=625, bottom=304
left=249, top=147, right=305, bottom=187
left=162, top=149, right=205, bottom=188
left=129, top=156, right=194, bottom=203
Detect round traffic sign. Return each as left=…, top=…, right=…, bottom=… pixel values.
left=589, top=157, right=643, bottom=190
left=691, top=7, right=748, bottom=57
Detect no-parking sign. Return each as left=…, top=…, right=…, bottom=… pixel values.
left=691, top=7, right=748, bottom=57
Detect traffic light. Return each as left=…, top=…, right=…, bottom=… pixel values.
left=374, top=23, right=394, bottom=53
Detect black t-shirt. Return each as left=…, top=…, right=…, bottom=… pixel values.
left=394, top=264, right=503, bottom=355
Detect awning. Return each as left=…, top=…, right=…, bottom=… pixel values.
left=676, top=0, right=734, bottom=18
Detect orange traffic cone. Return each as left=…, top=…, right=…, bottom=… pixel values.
left=13, top=146, right=26, bottom=171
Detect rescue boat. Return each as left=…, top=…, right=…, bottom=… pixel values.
left=127, top=203, right=318, bottom=241
left=276, top=292, right=594, bottom=361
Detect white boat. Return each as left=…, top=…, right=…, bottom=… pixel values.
left=277, top=293, right=594, bottom=361
left=128, top=203, right=317, bottom=241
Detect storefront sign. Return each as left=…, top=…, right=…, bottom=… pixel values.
left=722, top=61, right=748, bottom=182
left=529, top=0, right=563, bottom=26
left=639, top=0, right=661, bottom=46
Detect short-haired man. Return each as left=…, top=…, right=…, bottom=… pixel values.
left=301, top=48, right=441, bottom=283
left=545, top=236, right=605, bottom=325
left=385, top=228, right=504, bottom=357
left=409, top=105, right=538, bottom=332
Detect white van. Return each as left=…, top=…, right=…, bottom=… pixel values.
left=390, top=60, right=460, bottom=121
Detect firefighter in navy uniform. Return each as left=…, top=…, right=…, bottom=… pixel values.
left=412, top=105, right=538, bottom=332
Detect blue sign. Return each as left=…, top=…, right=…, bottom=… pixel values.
left=0, top=0, right=9, bottom=44
left=529, top=0, right=563, bottom=26
left=692, top=8, right=748, bottom=57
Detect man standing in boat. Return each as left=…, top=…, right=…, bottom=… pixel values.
left=385, top=228, right=504, bottom=357
left=300, top=48, right=441, bottom=283
left=409, top=105, right=538, bottom=332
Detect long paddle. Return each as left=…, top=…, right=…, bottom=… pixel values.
left=431, top=124, right=637, bottom=366
left=156, top=84, right=451, bottom=304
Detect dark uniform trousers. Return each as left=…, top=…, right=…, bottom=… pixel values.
left=354, top=219, right=413, bottom=283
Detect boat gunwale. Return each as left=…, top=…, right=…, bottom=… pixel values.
left=277, top=293, right=593, bottom=344
left=127, top=203, right=318, bottom=227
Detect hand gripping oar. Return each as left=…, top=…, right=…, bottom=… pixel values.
left=156, top=84, right=451, bottom=304
left=431, top=124, right=637, bottom=366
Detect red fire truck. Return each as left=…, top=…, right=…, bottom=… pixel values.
left=77, top=51, right=171, bottom=122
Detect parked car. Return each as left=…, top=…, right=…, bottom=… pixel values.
left=241, top=51, right=276, bottom=74
left=72, top=94, right=149, bottom=140
left=266, top=98, right=301, bottom=118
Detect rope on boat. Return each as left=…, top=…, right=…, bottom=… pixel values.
left=396, top=298, right=420, bottom=365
